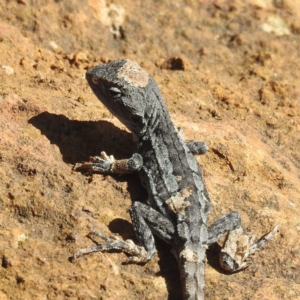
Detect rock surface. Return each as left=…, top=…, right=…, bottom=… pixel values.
left=0, top=0, right=299, bottom=299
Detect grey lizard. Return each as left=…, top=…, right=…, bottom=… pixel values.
left=74, top=59, right=279, bottom=300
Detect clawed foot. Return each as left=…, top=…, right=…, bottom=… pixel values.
left=75, top=151, right=143, bottom=174
left=73, top=231, right=148, bottom=263
left=75, top=151, right=115, bottom=173
left=220, top=224, right=279, bottom=272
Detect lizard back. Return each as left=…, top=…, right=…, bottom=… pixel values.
left=86, top=59, right=212, bottom=299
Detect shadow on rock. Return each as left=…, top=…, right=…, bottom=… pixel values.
left=28, top=112, right=134, bottom=164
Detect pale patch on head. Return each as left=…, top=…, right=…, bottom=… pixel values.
left=117, top=60, right=149, bottom=88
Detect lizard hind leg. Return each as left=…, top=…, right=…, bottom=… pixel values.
left=73, top=231, right=149, bottom=263
left=219, top=224, right=279, bottom=272
left=129, top=201, right=175, bottom=260
left=73, top=202, right=175, bottom=264
left=207, top=212, right=279, bottom=272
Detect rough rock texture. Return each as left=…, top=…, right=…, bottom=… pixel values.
left=0, top=0, right=299, bottom=299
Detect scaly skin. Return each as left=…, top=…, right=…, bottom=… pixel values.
left=74, top=59, right=279, bottom=300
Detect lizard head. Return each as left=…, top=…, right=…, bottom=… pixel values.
left=86, top=59, right=157, bottom=136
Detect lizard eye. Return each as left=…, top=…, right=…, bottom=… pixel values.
left=109, top=87, right=122, bottom=98
left=91, top=76, right=98, bottom=85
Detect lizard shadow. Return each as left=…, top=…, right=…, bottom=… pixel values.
left=29, top=111, right=183, bottom=298
left=28, top=111, right=136, bottom=163
left=207, top=243, right=233, bottom=274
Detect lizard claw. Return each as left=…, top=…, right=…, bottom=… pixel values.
left=95, top=151, right=115, bottom=163
left=75, top=151, right=115, bottom=173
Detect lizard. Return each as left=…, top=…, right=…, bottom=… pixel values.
left=74, top=59, right=279, bottom=300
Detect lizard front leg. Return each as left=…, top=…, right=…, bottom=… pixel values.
left=176, top=127, right=209, bottom=155
left=186, top=141, right=209, bottom=155
left=207, top=212, right=279, bottom=272
left=76, top=151, right=143, bottom=174
left=74, top=202, right=175, bottom=263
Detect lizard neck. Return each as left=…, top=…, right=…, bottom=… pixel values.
left=137, top=98, right=177, bottom=145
